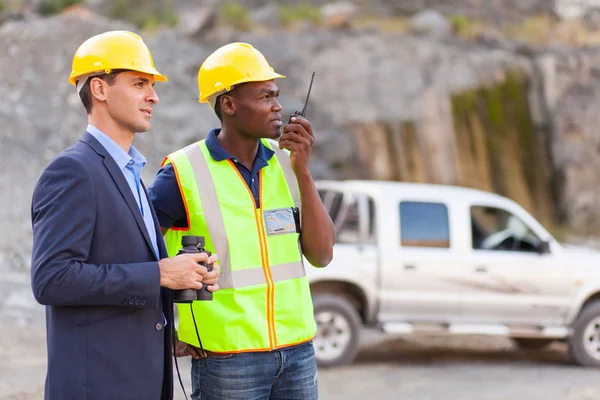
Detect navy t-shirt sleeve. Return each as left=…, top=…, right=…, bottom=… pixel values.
left=148, top=164, right=188, bottom=229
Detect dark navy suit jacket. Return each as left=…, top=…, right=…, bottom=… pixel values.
left=31, top=132, right=173, bottom=400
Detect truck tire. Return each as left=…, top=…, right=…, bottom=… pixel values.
left=568, top=300, right=600, bottom=367
left=512, top=338, right=554, bottom=350
left=312, top=294, right=361, bottom=368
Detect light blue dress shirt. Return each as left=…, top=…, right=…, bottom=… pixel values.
left=87, top=124, right=159, bottom=260
left=87, top=125, right=166, bottom=326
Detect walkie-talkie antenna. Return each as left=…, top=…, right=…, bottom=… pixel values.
left=300, top=72, right=316, bottom=118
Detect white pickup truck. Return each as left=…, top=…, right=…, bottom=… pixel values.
left=308, top=180, right=600, bottom=368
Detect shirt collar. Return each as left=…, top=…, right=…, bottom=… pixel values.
left=205, top=128, right=274, bottom=163
left=87, top=124, right=147, bottom=170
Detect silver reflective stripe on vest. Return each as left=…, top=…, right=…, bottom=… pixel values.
left=269, top=140, right=301, bottom=213
left=184, top=144, right=233, bottom=288
left=270, top=261, right=306, bottom=283
left=268, top=140, right=304, bottom=252
left=218, top=261, right=306, bottom=289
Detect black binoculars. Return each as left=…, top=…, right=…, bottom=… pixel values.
left=173, top=235, right=213, bottom=303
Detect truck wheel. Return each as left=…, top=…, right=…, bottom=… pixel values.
left=512, top=338, right=554, bottom=350
left=312, top=294, right=361, bottom=368
left=568, top=301, right=600, bottom=367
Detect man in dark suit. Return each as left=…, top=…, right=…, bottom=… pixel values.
left=30, top=30, right=219, bottom=400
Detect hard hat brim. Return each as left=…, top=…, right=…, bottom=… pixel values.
left=198, top=72, right=285, bottom=103
left=68, top=67, right=168, bottom=86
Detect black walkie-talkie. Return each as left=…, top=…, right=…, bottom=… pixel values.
left=288, top=71, right=315, bottom=123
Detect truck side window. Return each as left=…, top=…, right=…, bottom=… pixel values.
left=470, top=206, right=541, bottom=252
left=318, top=189, right=344, bottom=223
left=337, top=200, right=361, bottom=244
left=399, top=202, right=450, bottom=248
left=318, top=190, right=376, bottom=245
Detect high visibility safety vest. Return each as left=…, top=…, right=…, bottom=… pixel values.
left=163, top=139, right=316, bottom=353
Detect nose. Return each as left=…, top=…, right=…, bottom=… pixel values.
left=147, top=85, right=159, bottom=105
left=272, top=98, right=282, bottom=111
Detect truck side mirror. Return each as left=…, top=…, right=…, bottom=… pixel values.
left=537, top=240, right=551, bottom=255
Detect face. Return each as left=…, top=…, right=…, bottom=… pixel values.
left=226, top=80, right=283, bottom=139
left=95, top=71, right=159, bottom=134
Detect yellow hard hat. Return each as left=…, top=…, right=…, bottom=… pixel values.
left=198, top=42, right=285, bottom=103
left=68, top=30, right=167, bottom=86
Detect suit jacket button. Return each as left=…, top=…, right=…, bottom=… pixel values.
left=155, top=322, right=163, bottom=331
left=129, top=300, right=135, bottom=305
left=135, top=300, right=141, bottom=306
left=141, top=300, right=146, bottom=306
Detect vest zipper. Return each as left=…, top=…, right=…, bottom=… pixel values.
left=255, top=207, right=276, bottom=349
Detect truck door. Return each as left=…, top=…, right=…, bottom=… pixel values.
left=378, top=200, right=464, bottom=322
left=463, top=205, right=571, bottom=326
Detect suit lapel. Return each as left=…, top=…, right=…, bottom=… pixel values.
left=141, top=180, right=168, bottom=259
left=81, top=132, right=156, bottom=259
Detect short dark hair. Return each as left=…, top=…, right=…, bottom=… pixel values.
left=78, top=70, right=125, bottom=114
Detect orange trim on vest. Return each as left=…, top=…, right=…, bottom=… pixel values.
left=257, top=170, right=276, bottom=348
left=206, top=336, right=314, bottom=355
left=168, top=156, right=191, bottom=231
left=227, top=161, right=276, bottom=349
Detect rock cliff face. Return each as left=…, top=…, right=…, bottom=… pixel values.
left=369, top=0, right=552, bottom=22
left=3, top=9, right=600, bottom=285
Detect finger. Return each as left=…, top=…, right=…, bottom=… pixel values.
left=280, top=131, right=308, bottom=144
left=207, top=254, right=219, bottom=264
left=279, top=131, right=307, bottom=143
left=202, top=275, right=218, bottom=285
left=279, top=140, right=301, bottom=153
left=280, top=130, right=313, bottom=149
left=286, top=122, right=312, bottom=139
left=195, top=265, right=208, bottom=276
left=190, top=281, right=203, bottom=290
left=282, top=123, right=298, bottom=135
left=207, top=283, right=220, bottom=292
left=282, top=123, right=308, bottom=138
left=195, top=270, right=205, bottom=282
left=189, top=253, right=209, bottom=263
left=289, top=116, right=313, bottom=137
left=211, top=262, right=220, bottom=274
left=187, top=345, right=201, bottom=360
left=203, top=268, right=219, bottom=280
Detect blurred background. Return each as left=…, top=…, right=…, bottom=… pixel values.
left=4, top=0, right=600, bottom=399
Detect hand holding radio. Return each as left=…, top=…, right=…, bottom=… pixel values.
left=280, top=72, right=316, bottom=174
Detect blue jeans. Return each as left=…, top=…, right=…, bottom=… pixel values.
left=191, top=341, right=318, bottom=400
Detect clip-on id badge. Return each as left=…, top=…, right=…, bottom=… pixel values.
left=264, top=208, right=297, bottom=236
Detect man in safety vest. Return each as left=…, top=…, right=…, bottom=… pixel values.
left=149, top=42, right=336, bottom=399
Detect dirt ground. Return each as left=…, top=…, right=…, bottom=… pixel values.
left=3, top=322, right=600, bottom=400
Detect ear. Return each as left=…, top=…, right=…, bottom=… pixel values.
left=220, top=94, right=236, bottom=117
left=89, top=77, right=108, bottom=102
